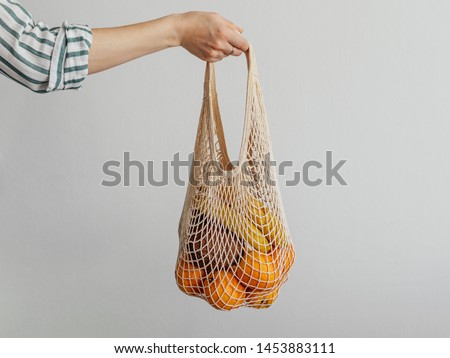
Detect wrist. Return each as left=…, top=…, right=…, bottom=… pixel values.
left=168, top=13, right=185, bottom=48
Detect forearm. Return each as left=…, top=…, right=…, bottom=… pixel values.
left=88, top=14, right=181, bottom=75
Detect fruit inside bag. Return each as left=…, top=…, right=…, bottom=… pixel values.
left=176, top=45, right=295, bottom=311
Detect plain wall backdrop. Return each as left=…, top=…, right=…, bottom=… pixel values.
left=1, top=0, right=450, bottom=337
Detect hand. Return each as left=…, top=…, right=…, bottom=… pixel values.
left=175, top=12, right=250, bottom=62
left=88, top=12, right=249, bottom=74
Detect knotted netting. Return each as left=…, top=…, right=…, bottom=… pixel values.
left=176, top=45, right=295, bottom=310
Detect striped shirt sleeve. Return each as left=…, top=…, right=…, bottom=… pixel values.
left=0, top=0, right=92, bottom=93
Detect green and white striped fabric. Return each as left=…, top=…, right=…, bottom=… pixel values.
left=0, top=0, right=92, bottom=93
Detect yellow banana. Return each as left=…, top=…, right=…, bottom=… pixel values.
left=247, top=289, right=280, bottom=309
left=247, top=195, right=287, bottom=248
left=196, top=196, right=271, bottom=253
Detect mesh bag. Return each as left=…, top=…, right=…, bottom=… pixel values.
left=176, top=45, right=295, bottom=310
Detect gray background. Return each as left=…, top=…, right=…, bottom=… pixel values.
left=1, top=0, right=449, bottom=337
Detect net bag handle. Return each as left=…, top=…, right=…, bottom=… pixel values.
left=202, top=44, right=260, bottom=171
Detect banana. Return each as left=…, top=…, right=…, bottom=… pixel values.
left=247, top=289, right=280, bottom=309
left=196, top=196, right=271, bottom=253
left=247, top=195, right=287, bottom=248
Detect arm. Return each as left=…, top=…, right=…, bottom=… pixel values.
left=0, top=0, right=249, bottom=92
left=88, top=12, right=249, bottom=75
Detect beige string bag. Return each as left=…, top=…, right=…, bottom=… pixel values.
left=176, top=45, right=295, bottom=310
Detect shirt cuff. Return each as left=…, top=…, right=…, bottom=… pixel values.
left=47, top=21, right=92, bottom=92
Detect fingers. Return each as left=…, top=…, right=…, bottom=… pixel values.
left=229, top=46, right=243, bottom=57
left=220, top=43, right=242, bottom=57
left=213, top=26, right=247, bottom=59
left=223, top=17, right=247, bottom=50
left=211, top=45, right=243, bottom=62
left=230, top=24, right=244, bottom=34
left=221, top=45, right=233, bottom=57
left=209, top=49, right=229, bottom=63
left=224, top=18, right=244, bottom=33
left=231, top=48, right=243, bottom=57
left=198, top=13, right=249, bottom=62
left=225, top=29, right=249, bottom=53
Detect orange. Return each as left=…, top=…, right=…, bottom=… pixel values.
left=273, top=244, right=295, bottom=275
left=235, top=250, right=280, bottom=291
left=175, top=258, right=205, bottom=296
left=285, top=245, right=295, bottom=272
left=247, top=288, right=280, bottom=309
left=203, top=271, right=246, bottom=310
